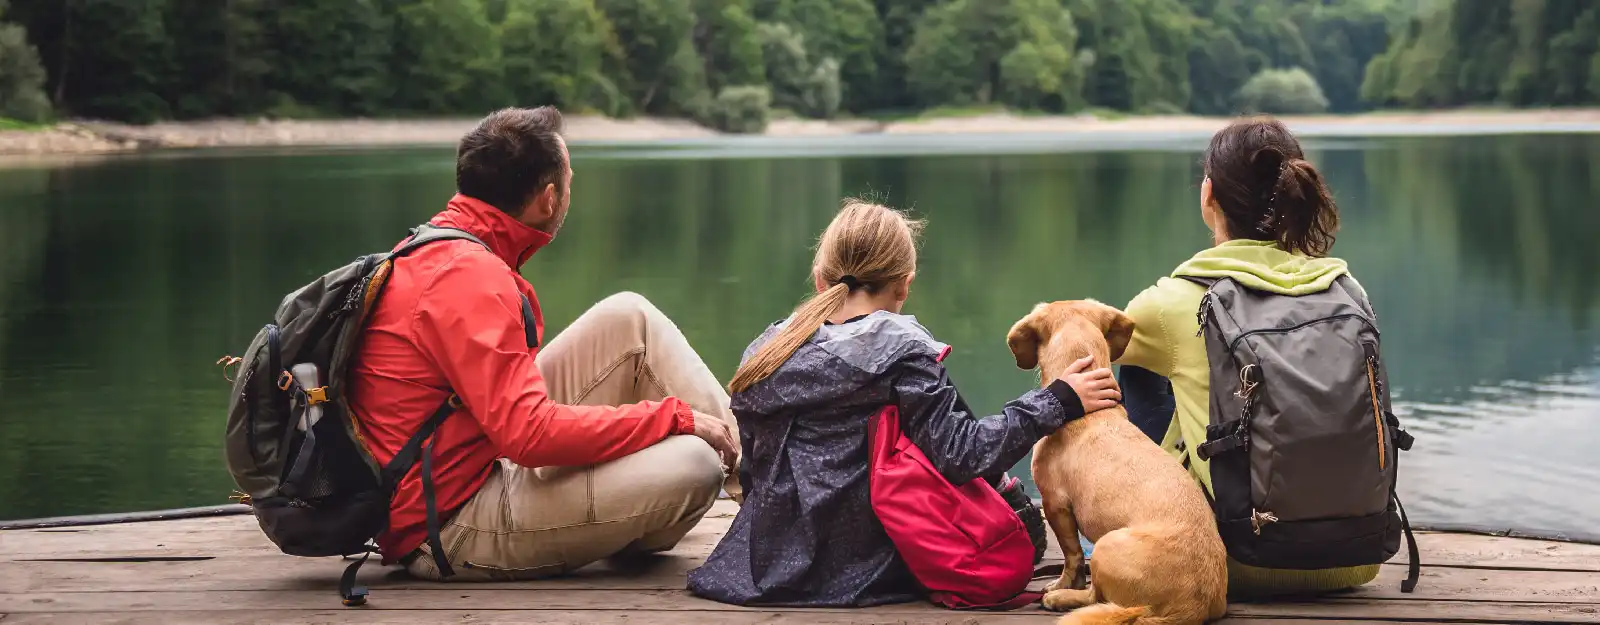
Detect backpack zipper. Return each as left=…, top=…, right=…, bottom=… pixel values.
left=1225, top=313, right=1378, bottom=355
left=1195, top=290, right=1215, bottom=337
left=1250, top=509, right=1278, bottom=535
left=1366, top=357, right=1387, bottom=470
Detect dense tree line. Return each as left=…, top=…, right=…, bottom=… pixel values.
left=0, top=0, right=1595, bottom=131
left=1363, top=0, right=1600, bottom=108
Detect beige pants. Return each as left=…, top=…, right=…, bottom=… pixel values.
left=407, top=292, right=740, bottom=581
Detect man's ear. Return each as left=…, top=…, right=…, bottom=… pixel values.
left=1103, top=307, right=1136, bottom=363
left=1006, top=305, right=1046, bottom=370
left=524, top=182, right=558, bottom=225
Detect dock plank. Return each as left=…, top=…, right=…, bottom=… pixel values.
left=0, top=610, right=1051, bottom=624
left=1399, top=532, right=1600, bottom=572
left=2, top=592, right=1598, bottom=624
left=6, top=551, right=1597, bottom=603
left=10, top=504, right=1600, bottom=570
left=0, top=613, right=1553, bottom=625
left=4, top=500, right=1598, bottom=623
left=1225, top=600, right=1600, bottom=624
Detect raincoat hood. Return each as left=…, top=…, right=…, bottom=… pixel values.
left=1172, top=239, right=1348, bottom=295
left=732, top=311, right=949, bottom=416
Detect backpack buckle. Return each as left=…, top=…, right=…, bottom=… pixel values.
left=1393, top=428, right=1414, bottom=451
left=447, top=394, right=464, bottom=410
left=277, top=370, right=293, bottom=391
left=304, top=386, right=329, bottom=405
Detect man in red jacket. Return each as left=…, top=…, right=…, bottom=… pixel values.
left=348, top=106, right=741, bottom=580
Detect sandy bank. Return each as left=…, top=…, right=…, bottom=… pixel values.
left=3, top=109, right=1599, bottom=157
left=883, top=109, right=1600, bottom=136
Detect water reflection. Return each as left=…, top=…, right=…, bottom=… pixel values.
left=0, top=135, right=1595, bottom=534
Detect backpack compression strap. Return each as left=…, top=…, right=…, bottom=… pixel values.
left=1395, top=494, right=1420, bottom=593
left=339, top=395, right=462, bottom=605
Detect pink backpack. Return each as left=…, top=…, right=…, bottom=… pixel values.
left=867, top=405, right=1043, bottom=610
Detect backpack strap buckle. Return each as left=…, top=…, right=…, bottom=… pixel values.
left=1196, top=434, right=1246, bottom=460
left=304, top=386, right=329, bottom=405
left=1392, top=427, right=1414, bottom=452
left=277, top=370, right=293, bottom=391
left=1198, top=419, right=1249, bottom=460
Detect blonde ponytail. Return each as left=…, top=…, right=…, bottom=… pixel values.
left=727, top=199, right=923, bottom=394
left=727, top=283, right=851, bottom=393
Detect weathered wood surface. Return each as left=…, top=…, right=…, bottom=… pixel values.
left=2, top=500, right=1597, bottom=624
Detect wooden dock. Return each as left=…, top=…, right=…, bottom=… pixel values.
left=2, top=500, right=1597, bottom=624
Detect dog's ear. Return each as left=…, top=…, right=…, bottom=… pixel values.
left=1006, top=305, right=1045, bottom=370
left=1103, top=307, right=1136, bottom=362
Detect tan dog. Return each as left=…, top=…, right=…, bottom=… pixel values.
left=1007, top=300, right=1227, bottom=625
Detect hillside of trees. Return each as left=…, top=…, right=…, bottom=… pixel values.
left=1363, top=0, right=1600, bottom=108
left=0, top=0, right=1596, bottom=132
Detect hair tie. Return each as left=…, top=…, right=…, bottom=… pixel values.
left=836, top=275, right=862, bottom=291
left=1260, top=163, right=1289, bottom=232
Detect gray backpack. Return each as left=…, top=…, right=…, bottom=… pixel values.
left=220, top=224, right=536, bottom=606
left=1185, top=274, right=1419, bottom=592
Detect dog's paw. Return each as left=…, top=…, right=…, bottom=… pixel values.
left=1070, top=567, right=1089, bottom=590
left=1041, top=588, right=1095, bottom=612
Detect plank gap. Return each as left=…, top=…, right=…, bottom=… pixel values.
left=16, top=557, right=214, bottom=563
left=1229, top=615, right=1597, bottom=625
left=1384, top=561, right=1600, bottom=574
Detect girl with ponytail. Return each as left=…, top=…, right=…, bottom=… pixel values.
left=690, top=199, right=1121, bottom=607
left=1116, top=116, right=1382, bottom=597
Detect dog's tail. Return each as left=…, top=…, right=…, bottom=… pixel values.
left=1055, top=602, right=1151, bottom=625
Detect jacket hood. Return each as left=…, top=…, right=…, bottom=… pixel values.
left=431, top=194, right=553, bottom=268
left=1172, top=239, right=1348, bottom=295
left=732, top=311, right=949, bottom=415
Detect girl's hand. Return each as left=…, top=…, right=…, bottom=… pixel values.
left=1058, top=356, right=1121, bottom=412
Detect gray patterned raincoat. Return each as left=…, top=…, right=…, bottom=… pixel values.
left=686, top=311, right=1080, bottom=607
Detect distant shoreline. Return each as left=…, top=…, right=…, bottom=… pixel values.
left=5, top=109, right=1600, bottom=158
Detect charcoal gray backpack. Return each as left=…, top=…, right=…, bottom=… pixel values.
left=220, top=224, right=537, bottom=606
left=1185, top=274, right=1419, bottom=592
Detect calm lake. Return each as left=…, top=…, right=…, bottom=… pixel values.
left=1, top=132, right=1596, bottom=537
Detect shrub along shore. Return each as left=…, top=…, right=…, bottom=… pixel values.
left=5, top=108, right=1600, bottom=158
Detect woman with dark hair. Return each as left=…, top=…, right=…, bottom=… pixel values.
left=1114, top=116, right=1381, bottom=597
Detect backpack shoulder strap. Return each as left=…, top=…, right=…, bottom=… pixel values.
left=388, top=223, right=535, bottom=348
left=1178, top=275, right=1219, bottom=289
left=391, top=223, right=489, bottom=258
left=1330, top=274, right=1379, bottom=320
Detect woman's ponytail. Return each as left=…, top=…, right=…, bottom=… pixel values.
left=1204, top=117, right=1340, bottom=257
left=1269, top=158, right=1338, bottom=257
left=728, top=283, right=852, bottom=394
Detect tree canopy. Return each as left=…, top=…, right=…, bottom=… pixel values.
left=1363, top=0, right=1600, bottom=108
left=1, top=0, right=1595, bottom=131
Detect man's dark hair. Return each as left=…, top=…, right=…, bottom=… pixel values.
left=456, top=107, right=567, bottom=214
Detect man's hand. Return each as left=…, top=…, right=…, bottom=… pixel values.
left=691, top=411, right=738, bottom=470
left=1057, top=356, right=1122, bottom=413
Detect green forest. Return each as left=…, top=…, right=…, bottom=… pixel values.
left=0, top=0, right=1598, bottom=132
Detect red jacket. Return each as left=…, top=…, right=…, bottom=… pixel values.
left=349, top=194, right=696, bottom=563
